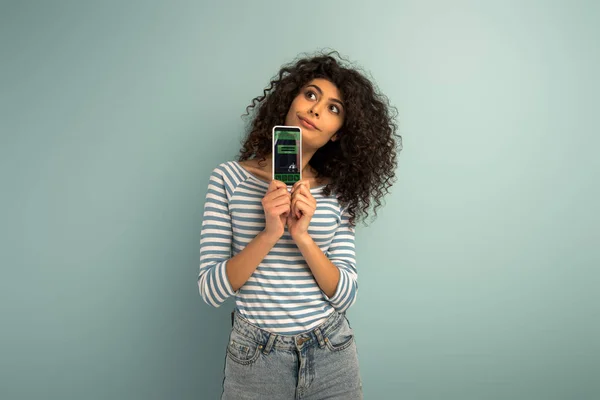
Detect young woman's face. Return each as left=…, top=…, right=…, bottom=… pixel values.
left=285, top=78, right=345, bottom=151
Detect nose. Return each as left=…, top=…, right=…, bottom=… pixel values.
left=309, top=108, right=319, bottom=117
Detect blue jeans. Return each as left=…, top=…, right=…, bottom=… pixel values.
left=221, top=309, right=363, bottom=399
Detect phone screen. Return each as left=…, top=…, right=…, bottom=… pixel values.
left=272, top=126, right=301, bottom=185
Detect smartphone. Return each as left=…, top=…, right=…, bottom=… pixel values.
left=272, top=125, right=302, bottom=185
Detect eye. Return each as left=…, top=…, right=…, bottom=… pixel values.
left=305, top=90, right=317, bottom=100
left=329, top=104, right=340, bottom=114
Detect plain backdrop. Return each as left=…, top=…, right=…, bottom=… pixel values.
left=1, top=0, right=598, bottom=399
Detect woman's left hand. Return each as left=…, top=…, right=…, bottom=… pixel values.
left=287, top=179, right=316, bottom=240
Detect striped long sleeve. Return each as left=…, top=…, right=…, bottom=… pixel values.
left=197, top=161, right=359, bottom=334
left=197, top=167, right=236, bottom=307
left=321, top=206, right=358, bottom=312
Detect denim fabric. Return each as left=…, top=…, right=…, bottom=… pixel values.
left=221, top=309, right=363, bottom=399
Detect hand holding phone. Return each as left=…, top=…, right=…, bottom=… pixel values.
left=261, top=180, right=291, bottom=239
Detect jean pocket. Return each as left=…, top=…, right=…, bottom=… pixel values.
left=324, top=319, right=355, bottom=352
left=226, top=331, right=261, bottom=365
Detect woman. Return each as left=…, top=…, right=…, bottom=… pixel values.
left=198, top=51, right=402, bottom=399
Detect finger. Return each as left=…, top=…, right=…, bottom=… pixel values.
left=291, top=183, right=311, bottom=200
left=294, top=197, right=314, bottom=217
left=291, top=198, right=300, bottom=219
left=264, top=187, right=291, bottom=202
left=297, top=184, right=314, bottom=202
left=289, top=195, right=297, bottom=219
left=292, top=194, right=312, bottom=219
left=270, top=195, right=291, bottom=208
left=271, top=203, right=291, bottom=217
left=268, top=179, right=287, bottom=193
left=292, top=179, right=310, bottom=193
left=290, top=180, right=302, bottom=195
left=266, top=198, right=292, bottom=218
left=293, top=186, right=316, bottom=212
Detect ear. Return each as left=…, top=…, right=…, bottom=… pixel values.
left=330, top=133, right=339, bottom=142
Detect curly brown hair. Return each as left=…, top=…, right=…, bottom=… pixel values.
left=238, top=50, right=402, bottom=226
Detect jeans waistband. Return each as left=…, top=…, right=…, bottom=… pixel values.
left=230, top=309, right=346, bottom=353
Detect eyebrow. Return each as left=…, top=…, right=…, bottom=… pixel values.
left=306, top=84, right=345, bottom=109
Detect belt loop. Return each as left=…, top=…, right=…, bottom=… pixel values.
left=263, top=333, right=277, bottom=355
left=314, top=327, right=326, bottom=348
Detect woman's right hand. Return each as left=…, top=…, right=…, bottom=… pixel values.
left=262, top=180, right=291, bottom=239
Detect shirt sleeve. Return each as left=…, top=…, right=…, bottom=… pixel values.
left=197, top=167, right=237, bottom=307
left=321, top=205, right=358, bottom=312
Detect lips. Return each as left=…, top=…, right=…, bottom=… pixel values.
left=298, top=115, right=318, bottom=130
